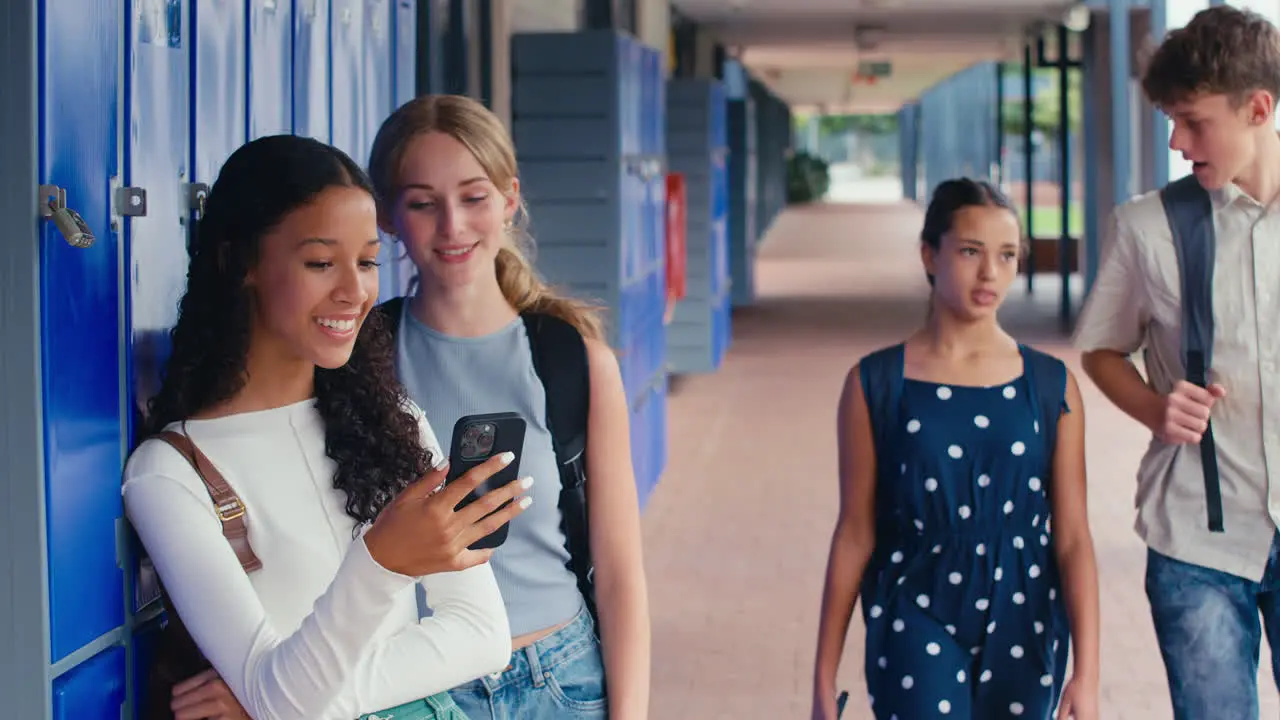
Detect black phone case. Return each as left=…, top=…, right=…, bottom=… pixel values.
left=446, top=411, right=527, bottom=550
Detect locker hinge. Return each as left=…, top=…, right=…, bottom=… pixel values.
left=114, top=185, right=148, bottom=218
left=38, top=184, right=96, bottom=248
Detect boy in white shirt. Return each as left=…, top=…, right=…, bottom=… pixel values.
left=1074, top=6, right=1280, bottom=718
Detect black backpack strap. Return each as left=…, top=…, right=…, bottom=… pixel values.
left=1159, top=176, right=1224, bottom=533
left=520, top=312, right=597, bottom=629
left=1021, top=345, right=1067, bottom=478
left=375, top=295, right=407, bottom=343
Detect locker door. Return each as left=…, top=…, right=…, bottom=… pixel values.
left=51, top=646, right=127, bottom=720
left=393, top=0, right=417, bottom=107
left=193, top=0, right=247, bottom=185
left=38, top=0, right=126, bottom=664
left=127, top=0, right=192, bottom=449
left=249, top=0, right=292, bottom=138
left=330, top=0, right=365, bottom=163
left=362, top=0, right=396, bottom=299
left=293, top=0, right=331, bottom=141
left=391, top=0, right=419, bottom=298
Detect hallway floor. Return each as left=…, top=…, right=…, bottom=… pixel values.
left=641, top=197, right=1279, bottom=719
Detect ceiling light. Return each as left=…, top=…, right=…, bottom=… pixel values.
left=1063, top=4, right=1091, bottom=32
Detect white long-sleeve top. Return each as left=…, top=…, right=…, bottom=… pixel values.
left=122, top=398, right=511, bottom=720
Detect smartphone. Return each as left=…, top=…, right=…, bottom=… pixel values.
left=446, top=412, right=527, bottom=550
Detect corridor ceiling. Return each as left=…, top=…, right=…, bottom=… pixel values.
left=674, top=0, right=1083, bottom=114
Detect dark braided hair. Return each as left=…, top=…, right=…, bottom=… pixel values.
left=143, top=134, right=432, bottom=527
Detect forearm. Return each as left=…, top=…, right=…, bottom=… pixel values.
left=813, top=524, right=874, bottom=696
left=1056, top=538, right=1101, bottom=683
left=594, top=573, right=651, bottom=720
left=1081, top=350, right=1163, bottom=432
left=339, top=566, right=510, bottom=718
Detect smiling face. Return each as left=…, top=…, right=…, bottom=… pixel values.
left=922, top=204, right=1023, bottom=321
left=382, top=131, right=518, bottom=291
left=1165, top=90, right=1274, bottom=191
left=245, top=184, right=382, bottom=371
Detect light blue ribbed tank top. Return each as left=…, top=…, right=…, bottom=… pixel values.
left=393, top=302, right=584, bottom=636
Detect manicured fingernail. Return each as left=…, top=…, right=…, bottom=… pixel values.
left=520, top=476, right=534, bottom=489
left=518, top=496, right=533, bottom=509
left=499, top=451, right=515, bottom=465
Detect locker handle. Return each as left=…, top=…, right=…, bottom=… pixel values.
left=38, top=184, right=95, bottom=249
left=186, top=183, right=210, bottom=218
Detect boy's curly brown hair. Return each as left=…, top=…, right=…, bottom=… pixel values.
left=1142, top=5, right=1280, bottom=107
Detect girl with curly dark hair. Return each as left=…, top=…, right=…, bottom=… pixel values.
left=123, top=134, right=532, bottom=720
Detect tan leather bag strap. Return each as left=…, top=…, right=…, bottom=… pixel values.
left=155, top=425, right=262, bottom=573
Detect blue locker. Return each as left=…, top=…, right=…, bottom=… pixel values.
left=193, top=0, right=247, bottom=187
left=293, top=0, right=331, bottom=142
left=393, top=0, right=417, bottom=108
left=510, top=31, right=660, bottom=351
left=666, top=78, right=732, bottom=375
left=249, top=0, right=292, bottom=138
left=361, top=0, right=397, bottom=299
left=51, top=646, right=126, bottom=720
left=330, top=0, right=365, bottom=163
left=38, top=0, right=126, bottom=663
left=128, top=0, right=192, bottom=421
left=727, top=98, right=758, bottom=307
left=512, top=32, right=670, bottom=503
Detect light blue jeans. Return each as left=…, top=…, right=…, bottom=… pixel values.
left=1146, top=535, right=1280, bottom=720
left=448, top=605, right=607, bottom=720
left=358, top=692, right=468, bottom=720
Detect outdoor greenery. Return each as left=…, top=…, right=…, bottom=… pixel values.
left=1020, top=205, right=1085, bottom=239
left=1000, top=67, right=1082, bottom=138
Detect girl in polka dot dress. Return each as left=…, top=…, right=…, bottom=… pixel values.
left=811, top=179, right=1101, bottom=720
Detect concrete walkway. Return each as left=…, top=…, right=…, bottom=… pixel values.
left=642, top=197, right=1279, bottom=718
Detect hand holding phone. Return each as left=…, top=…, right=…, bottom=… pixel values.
left=446, top=412, right=527, bottom=550
left=364, top=452, right=531, bottom=577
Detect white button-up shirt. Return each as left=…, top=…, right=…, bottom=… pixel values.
left=1074, top=182, right=1280, bottom=581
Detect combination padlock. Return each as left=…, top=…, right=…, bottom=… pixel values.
left=50, top=202, right=95, bottom=249
left=38, top=185, right=96, bottom=249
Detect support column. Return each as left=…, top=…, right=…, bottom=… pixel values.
left=1024, top=42, right=1036, bottom=293
left=1109, top=0, right=1133, bottom=268
left=1082, top=20, right=1100, bottom=297
left=1150, top=0, right=1169, bottom=187
left=995, top=62, right=1005, bottom=186
left=1057, top=23, right=1073, bottom=328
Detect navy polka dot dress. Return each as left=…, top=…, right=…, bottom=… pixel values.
left=860, top=350, right=1070, bottom=719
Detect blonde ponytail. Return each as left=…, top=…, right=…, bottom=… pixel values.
left=495, top=224, right=604, bottom=342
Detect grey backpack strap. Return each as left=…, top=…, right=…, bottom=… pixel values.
left=1159, top=175, right=1223, bottom=533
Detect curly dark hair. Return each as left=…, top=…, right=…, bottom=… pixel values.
left=143, top=134, right=432, bottom=527
left=1142, top=5, right=1280, bottom=107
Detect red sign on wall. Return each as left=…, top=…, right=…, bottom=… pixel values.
left=665, top=173, right=688, bottom=324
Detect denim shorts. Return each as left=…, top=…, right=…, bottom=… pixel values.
left=358, top=691, right=468, bottom=720
left=447, top=604, right=607, bottom=720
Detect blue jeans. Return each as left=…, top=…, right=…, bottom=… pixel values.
left=448, top=605, right=607, bottom=720
left=358, top=692, right=468, bottom=719
left=1146, top=537, right=1280, bottom=720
